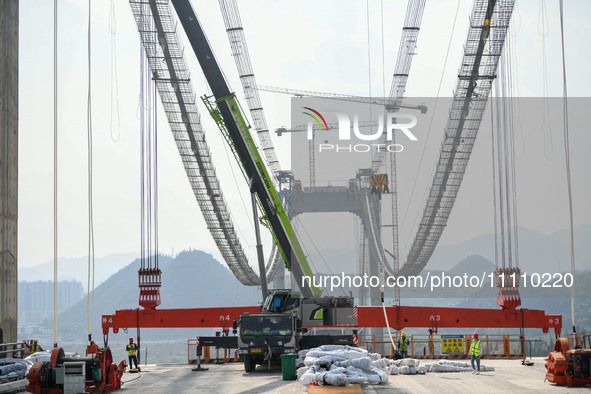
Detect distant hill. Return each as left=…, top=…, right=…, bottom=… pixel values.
left=304, top=226, right=591, bottom=278
left=18, top=252, right=139, bottom=289
left=56, top=250, right=261, bottom=340
left=448, top=254, right=495, bottom=276
left=428, top=225, right=591, bottom=273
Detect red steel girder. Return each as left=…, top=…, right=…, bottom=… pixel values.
left=102, top=304, right=561, bottom=336
left=357, top=305, right=562, bottom=335
left=102, top=306, right=261, bottom=335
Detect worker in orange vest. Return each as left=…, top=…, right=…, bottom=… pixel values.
left=126, top=338, right=140, bottom=371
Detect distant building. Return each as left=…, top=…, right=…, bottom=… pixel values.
left=18, top=280, right=85, bottom=325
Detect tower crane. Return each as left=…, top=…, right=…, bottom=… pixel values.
left=257, top=85, right=427, bottom=113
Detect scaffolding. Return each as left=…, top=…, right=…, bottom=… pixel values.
left=219, top=0, right=281, bottom=178
left=371, top=0, right=426, bottom=174
left=374, top=0, right=427, bottom=307
left=399, top=0, right=515, bottom=276
left=130, top=0, right=277, bottom=286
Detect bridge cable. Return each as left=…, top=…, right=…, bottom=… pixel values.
left=400, top=0, right=461, bottom=251
left=109, top=0, right=121, bottom=142
left=139, top=5, right=159, bottom=271
left=53, top=0, right=58, bottom=349
left=86, top=0, right=96, bottom=342
left=559, top=0, right=576, bottom=333
left=366, top=0, right=374, bottom=165
left=283, top=199, right=347, bottom=297
left=538, top=0, right=554, bottom=161
left=491, top=32, right=519, bottom=272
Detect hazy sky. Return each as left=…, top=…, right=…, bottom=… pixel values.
left=17, top=0, right=591, bottom=271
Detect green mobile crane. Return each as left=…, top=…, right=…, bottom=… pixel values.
left=169, top=0, right=356, bottom=371
left=171, top=0, right=320, bottom=299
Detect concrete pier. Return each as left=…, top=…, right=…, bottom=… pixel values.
left=0, top=0, right=18, bottom=344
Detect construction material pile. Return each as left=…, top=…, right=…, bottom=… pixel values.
left=0, top=351, right=82, bottom=383
left=296, top=345, right=495, bottom=386
left=0, top=358, right=31, bottom=382
left=424, top=360, right=495, bottom=372
left=297, top=345, right=391, bottom=386
left=24, top=350, right=79, bottom=364
left=389, top=358, right=428, bottom=375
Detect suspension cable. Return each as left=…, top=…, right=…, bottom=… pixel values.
left=400, top=0, right=461, bottom=251
left=380, top=0, right=385, bottom=100
left=559, top=0, right=576, bottom=333
left=109, top=0, right=121, bottom=142
left=86, top=0, right=96, bottom=342
left=490, top=31, right=519, bottom=273
left=538, top=0, right=554, bottom=160
left=140, top=39, right=145, bottom=269
left=53, top=0, right=58, bottom=349
left=139, top=4, right=159, bottom=270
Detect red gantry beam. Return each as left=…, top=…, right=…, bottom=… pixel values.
left=357, top=305, right=562, bottom=335
left=102, top=306, right=261, bottom=335
left=102, top=305, right=561, bottom=336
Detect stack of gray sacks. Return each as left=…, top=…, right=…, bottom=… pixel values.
left=297, top=345, right=495, bottom=386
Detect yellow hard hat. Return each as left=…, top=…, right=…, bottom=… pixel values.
left=401, top=331, right=406, bottom=336
left=34, top=339, right=38, bottom=342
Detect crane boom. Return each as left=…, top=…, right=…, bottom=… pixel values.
left=170, top=0, right=320, bottom=297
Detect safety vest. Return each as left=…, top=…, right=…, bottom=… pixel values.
left=470, top=339, right=481, bottom=357
left=399, top=337, right=408, bottom=352
left=126, top=343, right=137, bottom=356
left=31, top=343, right=39, bottom=353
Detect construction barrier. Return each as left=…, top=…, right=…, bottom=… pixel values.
left=187, top=338, right=241, bottom=364
left=187, top=338, right=198, bottom=364
left=358, top=334, right=527, bottom=359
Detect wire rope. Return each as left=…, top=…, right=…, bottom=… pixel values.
left=53, top=0, right=58, bottom=349
left=86, top=0, right=96, bottom=342
left=559, top=0, right=576, bottom=332
left=538, top=0, right=554, bottom=160
left=109, top=0, right=121, bottom=142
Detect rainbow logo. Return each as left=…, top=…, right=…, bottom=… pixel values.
left=302, top=107, right=328, bottom=130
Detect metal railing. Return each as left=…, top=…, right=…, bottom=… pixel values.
left=568, top=332, right=589, bottom=350
left=0, top=341, right=26, bottom=358
left=358, top=333, right=527, bottom=358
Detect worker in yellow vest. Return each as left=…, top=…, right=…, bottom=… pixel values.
left=126, top=338, right=140, bottom=372
left=398, top=332, right=409, bottom=359
left=31, top=339, right=41, bottom=353
left=470, top=333, right=481, bottom=374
